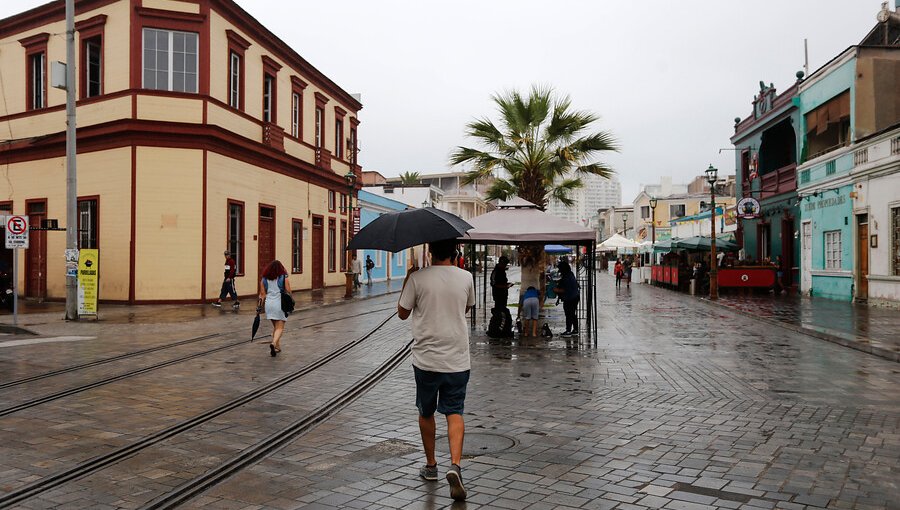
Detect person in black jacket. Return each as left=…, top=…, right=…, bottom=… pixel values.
left=553, top=260, right=580, bottom=337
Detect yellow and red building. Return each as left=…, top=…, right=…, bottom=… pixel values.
left=0, top=0, right=362, bottom=303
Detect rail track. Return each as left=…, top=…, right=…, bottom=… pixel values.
left=0, top=306, right=396, bottom=418
left=0, top=311, right=404, bottom=509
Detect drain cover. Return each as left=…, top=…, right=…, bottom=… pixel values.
left=435, top=432, right=517, bottom=456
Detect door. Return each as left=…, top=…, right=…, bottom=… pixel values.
left=25, top=200, right=47, bottom=299
left=801, top=221, right=812, bottom=294
left=781, top=217, right=794, bottom=290
left=857, top=215, right=869, bottom=301
left=258, top=206, right=276, bottom=280
left=311, top=216, right=324, bottom=289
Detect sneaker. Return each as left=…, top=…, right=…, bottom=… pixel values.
left=232, top=302, right=240, bottom=308
left=211, top=302, right=222, bottom=307
left=560, top=330, right=572, bottom=337
left=419, top=464, right=438, bottom=481
left=446, top=464, right=467, bottom=501
left=570, top=330, right=579, bottom=336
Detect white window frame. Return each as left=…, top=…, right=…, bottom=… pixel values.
left=142, top=28, right=199, bottom=93
left=640, top=205, right=650, bottom=219
left=262, top=74, right=274, bottom=123
left=825, top=230, right=842, bottom=270
left=669, top=204, right=686, bottom=218
left=328, top=190, right=335, bottom=211
left=335, top=119, right=344, bottom=159
left=229, top=51, right=240, bottom=108
left=291, top=92, right=300, bottom=138
left=85, top=39, right=102, bottom=98
left=31, top=52, right=45, bottom=109
left=315, top=107, right=323, bottom=148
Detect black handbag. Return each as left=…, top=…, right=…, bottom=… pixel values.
left=278, top=275, right=295, bottom=315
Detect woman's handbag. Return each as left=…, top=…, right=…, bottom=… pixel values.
left=277, top=275, right=295, bottom=315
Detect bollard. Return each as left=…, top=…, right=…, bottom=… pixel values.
left=344, top=272, right=354, bottom=299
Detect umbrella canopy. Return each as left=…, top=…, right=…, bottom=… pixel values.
left=653, top=239, right=675, bottom=252
left=544, top=244, right=572, bottom=254
left=462, top=203, right=595, bottom=243
left=597, top=233, right=641, bottom=251
left=347, top=207, right=473, bottom=252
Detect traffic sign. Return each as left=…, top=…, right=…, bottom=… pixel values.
left=5, top=215, right=29, bottom=249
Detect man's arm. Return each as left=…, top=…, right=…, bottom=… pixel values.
left=397, top=266, right=418, bottom=320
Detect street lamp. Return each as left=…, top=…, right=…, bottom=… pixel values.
left=705, top=164, right=719, bottom=300
left=342, top=170, right=357, bottom=213
left=648, top=196, right=658, bottom=244
left=621, top=212, right=628, bottom=235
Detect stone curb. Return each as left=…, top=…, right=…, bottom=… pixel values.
left=697, top=296, right=900, bottom=363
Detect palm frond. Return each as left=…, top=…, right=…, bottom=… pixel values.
left=549, top=177, right=583, bottom=207
left=484, top=178, right=518, bottom=202
left=574, top=163, right=616, bottom=179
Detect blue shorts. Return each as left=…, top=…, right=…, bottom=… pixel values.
left=414, top=366, right=470, bottom=417
left=522, top=297, right=540, bottom=320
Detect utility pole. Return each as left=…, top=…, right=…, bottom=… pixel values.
left=65, top=0, right=78, bottom=320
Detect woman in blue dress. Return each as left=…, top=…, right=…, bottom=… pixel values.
left=257, top=260, right=291, bottom=357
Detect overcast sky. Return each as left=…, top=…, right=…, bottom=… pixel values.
left=0, top=1, right=885, bottom=203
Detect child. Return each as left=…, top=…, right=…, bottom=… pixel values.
left=521, top=286, right=540, bottom=337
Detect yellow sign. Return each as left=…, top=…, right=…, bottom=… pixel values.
left=78, top=249, right=99, bottom=315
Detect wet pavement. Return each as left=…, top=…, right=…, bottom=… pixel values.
left=703, top=294, right=900, bottom=363
left=0, top=273, right=898, bottom=509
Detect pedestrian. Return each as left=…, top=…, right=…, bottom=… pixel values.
left=520, top=285, right=540, bottom=337
left=623, top=257, right=632, bottom=288
left=774, top=255, right=784, bottom=294
left=365, top=254, right=375, bottom=285
left=613, top=259, right=623, bottom=288
left=456, top=251, right=465, bottom=269
left=350, top=252, right=363, bottom=288
left=257, top=260, right=291, bottom=357
left=212, top=250, right=240, bottom=308
left=554, top=260, right=580, bottom=337
left=490, top=255, right=513, bottom=309
left=397, top=239, right=476, bottom=502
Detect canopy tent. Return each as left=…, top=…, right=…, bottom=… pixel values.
left=458, top=198, right=599, bottom=342
left=597, top=233, right=641, bottom=251
left=652, top=236, right=739, bottom=252
left=544, top=244, right=573, bottom=254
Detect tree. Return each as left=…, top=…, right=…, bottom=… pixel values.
left=451, top=86, right=618, bottom=305
left=450, top=85, right=617, bottom=210
left=399, top=171, right=421, bottom=185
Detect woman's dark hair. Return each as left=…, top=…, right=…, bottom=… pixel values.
left=262, top=260, right=287, bottom=280
left=429, top=239, right=457, bottom=262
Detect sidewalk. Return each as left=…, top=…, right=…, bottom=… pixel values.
left=0, top=279, right=403, bottom=331
left=704, top=293, right=900, bottom=362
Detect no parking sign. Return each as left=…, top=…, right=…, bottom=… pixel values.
left=5, top=215, right=29, bottom=249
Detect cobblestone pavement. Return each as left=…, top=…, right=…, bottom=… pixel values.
left=705, top=294, right=900, bottom=363
left=1, top=274, right=898, bottom=509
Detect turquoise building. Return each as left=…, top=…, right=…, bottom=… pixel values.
left=796, top=17, right=900, bottom=302
left=730, top=78, right=804, bottom=290
left=357, top=190, right=409, bottom=283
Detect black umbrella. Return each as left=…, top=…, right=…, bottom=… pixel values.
left=251, top=309, right=261, bottom=341
left=346, top=207, right=473, bottom=252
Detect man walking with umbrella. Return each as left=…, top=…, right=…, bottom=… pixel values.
left=398, top=239, right=475, bottom=502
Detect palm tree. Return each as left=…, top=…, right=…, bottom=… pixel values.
left=451, top=85, right=618, bottom=210
left=452, top=86, right=618, bottom=300
left=398, top=171, right=421, bottom=185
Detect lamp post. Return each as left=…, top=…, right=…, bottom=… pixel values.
left=342, top=169, right=356, bottom=299
left=621, top=212, right=628, bottom=236
left=648, top=197, right=658, bottom=244
left=705, top=164, right=719, bottom=300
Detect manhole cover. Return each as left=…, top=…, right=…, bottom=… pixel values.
left=435, top=432, right=517, bottom=456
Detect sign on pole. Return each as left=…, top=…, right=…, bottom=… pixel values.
left=77, top=249, right=99, bottom=316
left=5, top=215, right=29, bottom=249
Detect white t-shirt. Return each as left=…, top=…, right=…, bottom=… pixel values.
left=398, top=265, right=476, bottom=373
left=351, top=258, right=363, bottom=274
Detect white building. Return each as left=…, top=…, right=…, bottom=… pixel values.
left=547, top=173, right=621, bottom=225
left=385, top=172, right=494, bottom=221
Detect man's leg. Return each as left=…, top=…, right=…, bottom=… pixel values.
left=419, top=415, right=437, bottom=466
left=214, top=279, right=228, bottom=305
left=446, top=414, right=465, bottom=466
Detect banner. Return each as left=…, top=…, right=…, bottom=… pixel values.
left=78, top=249, right=99, bottom=315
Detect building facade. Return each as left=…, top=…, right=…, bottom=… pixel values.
left=796, top=9, right=900, bottom=303
left=0, top=0, right=362, bottom=303
left=731, top=78, right=803, bottom=291
left=632, top=190, right=735, bottom=243
left=384, top=171, right=494, bottom=221
left=357, top=190, right=408, bottom=283
left=547, top=173, right=621, bottom=226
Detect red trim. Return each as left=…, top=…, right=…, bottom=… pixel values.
left=327, top=217, right=336, bottom=273
left=0, top=114, right=359, bottom=189
left=334, top=109, right=344, bottom=160
left=340, top=219, right=348, bottom=272
left=314, top=92, right=329, bottom=108
left=201, top=150, right=207, bottom=300
left=0, top=0, right=119, bottom=40
left=25, top=198, right=48, bottom=299
left=291, top=218, right=303, bottom=274
left=227, top=199, right=246, bottom=276
left=289, top=80, right=304, bottom=140
left=76, top=195, right=100, bottom=250
left=20, top=33, right=49, bottom=111
left=328, top=190, right=336, bottom=213
left=77, top=16, right=107, bottom=100
left=129, top=146, right=136, bottom=303
left=258, top=203, right=276, bottom=282
left=261, top=56, right=281, bottom=124
left=225, top=30, right=249, bottom=111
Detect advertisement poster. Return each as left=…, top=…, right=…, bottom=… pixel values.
left=78, top=249, right=99, bottom=315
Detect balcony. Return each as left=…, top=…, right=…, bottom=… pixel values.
left=263, top=123, right=284, bottom=151
left=759, top=163, right=796, bottom=196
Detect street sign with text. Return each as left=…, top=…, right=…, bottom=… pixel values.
left=5, top=215, right=29, bottom=249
